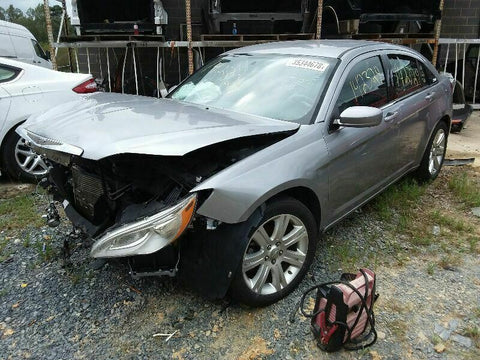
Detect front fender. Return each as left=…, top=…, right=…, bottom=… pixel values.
left=192, top=125, right=329, bottom=224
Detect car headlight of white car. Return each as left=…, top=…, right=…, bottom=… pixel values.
left=91, top=194, right=197, bottom=258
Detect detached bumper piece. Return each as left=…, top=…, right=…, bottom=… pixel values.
left=451, top=104, right=473, bottom=133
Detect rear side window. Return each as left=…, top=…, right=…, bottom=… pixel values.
left=0, top=33, right=15, bottom=57
left=335, top=56, right=388, bottom=113
left=0, top=65, right=20, bottom=83
left=388, top=55, right=428, bottom=99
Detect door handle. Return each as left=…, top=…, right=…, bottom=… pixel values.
left=384, top=111, right=398, bottom=122
left=425, top=92, right=436, bottom=101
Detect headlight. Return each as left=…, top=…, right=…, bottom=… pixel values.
left=91, top=194, right=197, bottom=258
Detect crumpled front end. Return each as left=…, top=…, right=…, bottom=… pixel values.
left=18, top=127, right=293, bottom=261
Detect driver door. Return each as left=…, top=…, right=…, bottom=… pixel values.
left=323, top=54, right=402, bottom=222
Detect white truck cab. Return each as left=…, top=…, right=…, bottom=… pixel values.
left=0, top=20, right=52, bottom=69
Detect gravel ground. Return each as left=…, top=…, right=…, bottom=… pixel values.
left=1, top=168, right=480, bottom=360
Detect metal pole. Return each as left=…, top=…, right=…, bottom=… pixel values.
left=106, top=48, right=111, bottom=92
left=473, top=47, right=480, bottom=104
left=156, top=47, right=160, bottom=98
left=61, top=0, right=74, bottom=72
left=54, top=9, right=65, bottom=57
left=132, top=46, right=139, bottom=95
left=86, top=47, right=91, bottom=74
left=443, top=43, right=449, bottom=73
left=43, top=0, right=57, bottom=70
left=185, top=0, right=194, bottom=74
left=431, top=0, right=444, bottom=67
left=122, top=47, right=128, bottom=94
left=316, top=0, right=324, bottom=39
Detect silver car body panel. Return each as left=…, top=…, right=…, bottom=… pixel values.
left=19, top=92, right=299, bottom=159
left=21, top=40, right=452, bottom=233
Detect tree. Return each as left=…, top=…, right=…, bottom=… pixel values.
left=3, top=4, right=66, bottom=45
left=5, top=5, right=23, bottom=22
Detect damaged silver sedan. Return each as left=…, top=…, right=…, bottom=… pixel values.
left=18, top=40, right=452, bottom=306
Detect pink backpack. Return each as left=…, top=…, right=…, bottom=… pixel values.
left=299, top=269, right=377, bottom=352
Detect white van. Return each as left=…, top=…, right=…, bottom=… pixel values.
left=0, top=20, right=52, bottom=69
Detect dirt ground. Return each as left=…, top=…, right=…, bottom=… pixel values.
left=447, top=112, right=480, bottom=167
left=1, top=114, right=480, bottom=359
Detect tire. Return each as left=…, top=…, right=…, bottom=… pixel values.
left=414, top=121, right=448, bottom=183
left=230, top=197, right=317, bottom=307
left=1, top=130, right=49, bottom=182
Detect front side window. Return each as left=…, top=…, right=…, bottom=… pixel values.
left=170, top=54, right=337, bottom=124
left=31, top=39, right=48, bottom=60
left=0, top=65, right=20, bottom=83
left=388, top=54, right=427, bottom=99
left=335, top=56, right=388, bottom=113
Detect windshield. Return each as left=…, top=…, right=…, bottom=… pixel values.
left=170, top=54, right=337, bottom=124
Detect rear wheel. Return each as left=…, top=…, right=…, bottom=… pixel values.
left=2, top=131, right=49, bottom=182
left=414, top=121, right=448, bottom=182
left=230, top=197, right=317, bottom=307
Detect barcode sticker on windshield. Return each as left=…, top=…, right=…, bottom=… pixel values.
left=286, top=58, right=329, bottom=72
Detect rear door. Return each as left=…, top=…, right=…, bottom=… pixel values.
left=386, top=53, right=441, bottom=169
left=0, top=64, right=18, bottom=132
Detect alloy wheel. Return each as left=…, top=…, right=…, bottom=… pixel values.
left=14, top=137, right=49, bottom=177
left=428, top=128, right=446, bottom=176
left=242, top=214, right=309, bottom=295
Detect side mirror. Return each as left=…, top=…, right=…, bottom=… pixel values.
left=45, top=50, right=51, bottom=60
left=335, top=106, right=383, bottom=128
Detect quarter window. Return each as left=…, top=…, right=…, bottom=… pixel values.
left=388, top=55, right=427, bottom=98
left=0, top=65, right=20, bottom=83
left=335, top=56, right=388, bottom=113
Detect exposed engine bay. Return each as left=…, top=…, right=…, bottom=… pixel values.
left=45, top=132, right=291, bottom=238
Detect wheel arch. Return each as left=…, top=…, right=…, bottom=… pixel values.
left=266, top=186, right=322, bottom=232
left=0, top=120, right=26, bottom=169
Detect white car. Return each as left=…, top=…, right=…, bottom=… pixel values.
left=0, top=20, right=52, bottom=69
left=0, top=58, right=96, bottom=181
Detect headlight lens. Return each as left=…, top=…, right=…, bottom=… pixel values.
left=91, top=194, right=197, bottom=258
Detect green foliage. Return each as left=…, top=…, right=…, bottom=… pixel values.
left=0, top=4, right=71, bottom=46
left=0, top=194, right=43, bottom=230
left=448, top=171, right=480, bottom=207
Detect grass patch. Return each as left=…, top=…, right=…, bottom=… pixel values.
left=448, top=171, right=480, bottom=207
left=371, top=178, right=425, bottom=226
left=0, top=194, right=43, bottom=230
left=387, top=319, right=408, bottom=339
left=438, top=254, right=463, bottom=269
left=34, top=237, right=56, bottom=262
left=462, top=326, right=480, bottom=348
left=429, top=210, right=475, bottom=233
left=0, top=288, right=8, bottom=298
left=426, top=262, right=436, bottom=275
left=468, top=236, right=480, bottom=254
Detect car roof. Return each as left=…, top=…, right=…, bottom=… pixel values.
left=0, top=19, right=31, bottom=33
left=227, top=40, right=405, bottom=59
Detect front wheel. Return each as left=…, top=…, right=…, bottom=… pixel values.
left=2, top=131, right=49, bottom=182
left=230, top=197, right=317, bottom=307
left=414, top=121, right=448, bottom=182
